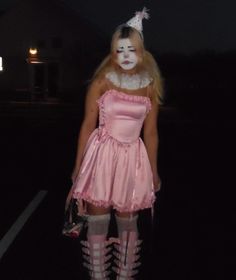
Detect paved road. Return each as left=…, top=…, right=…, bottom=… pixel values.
left=0, top=101, right=232, bottom=279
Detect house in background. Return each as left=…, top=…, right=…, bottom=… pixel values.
left=0, top=0, right=107, bottom=102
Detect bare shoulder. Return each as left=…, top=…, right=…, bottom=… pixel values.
left=146, top=84, right=155, bottom=104
left=88, top=75, right=107, bottom=98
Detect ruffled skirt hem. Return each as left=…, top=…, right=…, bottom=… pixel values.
left=72, top=128, right=156, bottom=213
left=72, top=192, right=156, bottom=213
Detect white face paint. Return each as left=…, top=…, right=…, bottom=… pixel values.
left=116, top=38, right=138, bottom=71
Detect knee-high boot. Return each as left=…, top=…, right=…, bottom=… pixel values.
left=81, top=214, right=112, bottom=280
left=113, top=215, right=142, bottom=280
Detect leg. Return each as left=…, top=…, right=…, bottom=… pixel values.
left=81, top=203, right=112, bottom=280
left=113, top=211, right=142, bottom=280
left=86, top=203, right=111, bottom=238
left=115, top=211, right=138, bottom=237
left=87, top=203, right=112, bottom=216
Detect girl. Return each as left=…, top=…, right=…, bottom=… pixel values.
left=66, top=8, right=164, bottom=279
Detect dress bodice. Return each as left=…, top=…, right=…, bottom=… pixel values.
left=97, top=89, right=151, bottom=143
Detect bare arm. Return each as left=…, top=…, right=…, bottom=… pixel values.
left=143, top=89, right=161, bottom=191
left=71, top=78, right=105, bottom=181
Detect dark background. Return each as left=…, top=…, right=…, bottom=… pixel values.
left=0, top=1, right=234, bottom=279
left=1, top=0, right=236, bottom=54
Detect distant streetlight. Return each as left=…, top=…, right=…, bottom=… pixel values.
left=29, top=48, right=38, bottom=55
left=27, top=48, right=42, bottom=63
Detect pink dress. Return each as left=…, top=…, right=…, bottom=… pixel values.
left=72, top=89, right=156, bottom=212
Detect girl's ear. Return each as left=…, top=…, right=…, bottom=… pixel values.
left=138, top=55, right=143, bottom=65
left=137, top=49, right=144, bottom=66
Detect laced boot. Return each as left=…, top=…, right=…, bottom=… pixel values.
left=81, top=234, right=112, bottom=279
left=112, top=231, right=142, bottom=280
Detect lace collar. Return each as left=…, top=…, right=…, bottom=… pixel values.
left=105, top=71, right=153, bottom=90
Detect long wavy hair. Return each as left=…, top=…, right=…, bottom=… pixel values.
left=92, top=25, right=164, bottom=104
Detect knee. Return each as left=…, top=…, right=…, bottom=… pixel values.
left=115, top=210, right=138, bottom=218
left=87, top=202, right=111, bottom=215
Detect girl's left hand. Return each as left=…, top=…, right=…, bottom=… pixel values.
left=153, top=172, right=162, bottom=192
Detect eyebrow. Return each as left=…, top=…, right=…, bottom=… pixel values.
left=117, top=46, right=135, bottom=49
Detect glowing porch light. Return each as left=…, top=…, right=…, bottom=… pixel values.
left=29, top=48, right=38, bottom=55
left=0, top=57, right=3, bottom=71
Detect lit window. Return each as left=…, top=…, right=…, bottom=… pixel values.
left=0, top=57, right=3, bottom=71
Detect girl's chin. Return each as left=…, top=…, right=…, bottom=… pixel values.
left=117, top=65, right=138, bottom=74
left=112, top=62, right=140, bottom=74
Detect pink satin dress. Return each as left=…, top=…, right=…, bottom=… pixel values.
left=72, top=89, right=156, bottom=212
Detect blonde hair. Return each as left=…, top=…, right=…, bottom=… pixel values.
left=92, top=26, right=164, bottom=105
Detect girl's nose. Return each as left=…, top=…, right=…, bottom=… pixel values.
left=124, top=52, right=129, bottom=58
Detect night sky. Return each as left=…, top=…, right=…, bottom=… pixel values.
left=0, top=0, right=235, bottom=54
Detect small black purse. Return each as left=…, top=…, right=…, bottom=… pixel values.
left=62, top=198, right=88, bottom=238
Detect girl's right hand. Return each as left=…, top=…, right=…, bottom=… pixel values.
left=65, top=187, right=74, bottom=210
left=71, top=168, right=79, bottom=183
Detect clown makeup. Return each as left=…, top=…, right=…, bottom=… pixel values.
left=116, top=38, right=138, bottom=71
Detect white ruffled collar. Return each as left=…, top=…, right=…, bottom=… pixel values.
left=105, top=71, right=153, bottom=90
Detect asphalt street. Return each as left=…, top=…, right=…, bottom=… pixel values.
left=0, top=101, right=231, bottom=279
